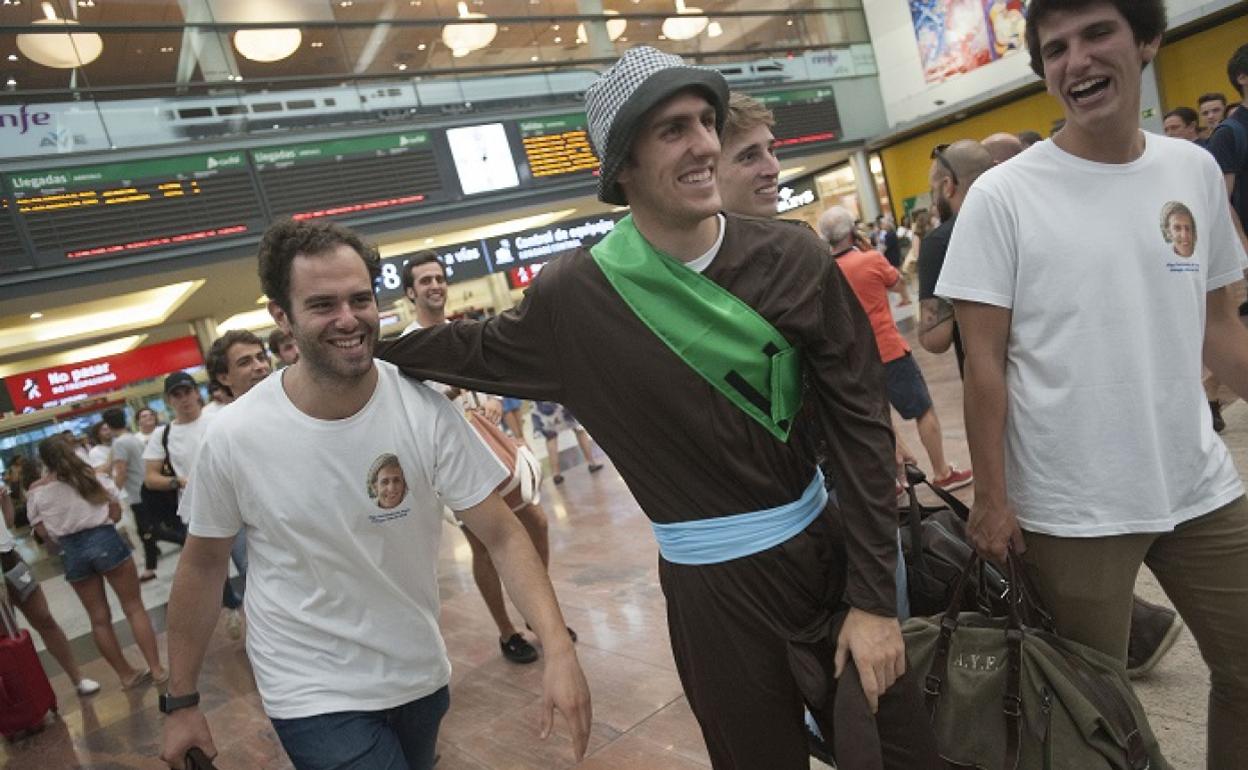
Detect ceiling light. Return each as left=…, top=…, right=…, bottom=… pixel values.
left=29, top=312, right=42, bottom=319
left=310, top=41, right=324, bottom=48
left=424, top=237, right=434, bottom=244
left=417, top=43, right=427, bottom=50
left=530, top=54, right=538, bottom=61
left=442, top=1, right=497, bottom=59
left=17, top=2, right=104, bottom=69
left=707, top=21, right=722, bottom=38
left=4, top=78, right=14, bottom=87
left=552, top=24, right=559, bottom=31
left=553, top=36, right=561, bottom=43
left=218, top=308, right=278, bottom=333
left=0, top=281, right=201, bottom=359
left=6, top=54, right=16, bottom=61
left=785, top=19, right=793, bottom=26
left=575, top=10, right=627, bottom=45
left=662, top=0, right=708, bottom=41
left=339, top=0, right=353, bottom=6
left=160, top=46, right=174, bottom=53
left=234, top=28, right=302, bottom=62
left=396, top=62, right=407, bottom=70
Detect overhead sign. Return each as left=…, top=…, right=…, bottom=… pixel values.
left=5, top=336, right=203, bottom=413
left=253, top=130, right=443, bottom=222
left=446, top=122, right=521, bottom=196
left=756, top=87, right=842, bottom=149
left=374, top=212, right=623, bottom=304
left=507, top=261, right=548, bottom=290
left=7, top=151, right=261, bottom=266
left=519, top=113, right=600, bottom=181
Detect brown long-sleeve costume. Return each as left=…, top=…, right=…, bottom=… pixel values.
left=378, top=214, right=940, bottom=769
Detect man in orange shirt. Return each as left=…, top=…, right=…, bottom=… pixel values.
left=819, top=206, right=972, bottom=491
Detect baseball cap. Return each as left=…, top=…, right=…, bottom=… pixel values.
left=163, top=371, right=197, bottom=395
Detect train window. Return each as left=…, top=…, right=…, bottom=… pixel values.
left=216, top=105, right=246, bottom=116
left=285, top=100, right=315, bottom=110
left=176, top=107, right=213, bottom=119
left=251, top=102, right=283, bottom=113
left=323, top=98, right=337, bottom=107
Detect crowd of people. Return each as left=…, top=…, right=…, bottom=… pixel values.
left=2, top=1, right=1246, bottom=768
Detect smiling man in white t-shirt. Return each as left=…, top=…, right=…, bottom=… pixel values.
left=158, top=219, right=590, bottom=770
left=938, top=1, right=1248, bottom=763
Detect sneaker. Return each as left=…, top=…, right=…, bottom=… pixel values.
left=500, top=633, right=539, bottom=664
left=75, top=678, right=101, bottom=696
left=587, top=463, right=604, bottom=473
left=1127, top=597, right=1183, bottom=679
left=226, top=609, right=243, bottom=640
left=932, top=466, right=974, bottom=492
left=1210, top=400, right=1226, bottom=434
left=552, top=474, right=565, bottom=485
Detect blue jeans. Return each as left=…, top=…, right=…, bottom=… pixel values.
left=60, top=524, right=131, bottom=582
left=271, top=686, right=450, bottom=770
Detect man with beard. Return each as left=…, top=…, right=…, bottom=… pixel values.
left=379, top=47, right=940, bottom=769
left=916, top=140, right=996, bottom=372
left=159, top=220, right=591, bottom=770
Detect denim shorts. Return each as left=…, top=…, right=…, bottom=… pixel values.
left=884, top=353, right=934, bottom=420
left=60, top=524, right=132, bottom=582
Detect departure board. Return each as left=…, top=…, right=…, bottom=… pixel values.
left=254, top=131, right=444, bottom=221
left=756, top=88, right=842, bottom=149
left=6, top=152, right=263, bottom=267
left=0, top=197, right=34, bottom=275
left=518, top=113, right=600, bottom=181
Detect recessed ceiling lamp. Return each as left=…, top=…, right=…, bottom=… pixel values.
left=707, top=21, right=722, bottom=38
left=16, top=2, right=104, bottom=69
left=234, top=27, right=302, bottom=62
left=575, top=10, right=627, bottom=45
left=442, top=1, right=497, bottom=58
left=661, top=0, right=707, bottom=41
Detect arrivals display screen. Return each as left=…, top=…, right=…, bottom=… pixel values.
left=253, top=131, right=444, bottom=221
left=0, top=197, right=33, bottom=275
left=757, top=87, right=843, bottom=148
left=518, top=113, right=600, bottom=181
left=6, top=152, right=262, bottom=267
left=445, top=123, right=521, bottom=196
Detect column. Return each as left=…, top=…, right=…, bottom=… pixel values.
left=850, top=149, right=882, bottom=223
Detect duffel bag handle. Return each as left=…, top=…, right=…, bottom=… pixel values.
left=924, top=548, right=1028, bottom=770
left=904, top=463, right=971, bottom=521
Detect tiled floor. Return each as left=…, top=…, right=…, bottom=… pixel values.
left=1, top=292, right=1240, bottom=769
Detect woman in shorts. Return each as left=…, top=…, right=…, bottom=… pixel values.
left=26, top=437, right=166, bottom=690
left=1, top=480, right=99, bottom=695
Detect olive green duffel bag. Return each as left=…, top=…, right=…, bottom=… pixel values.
left=903, top=552, right=1171, bottom=770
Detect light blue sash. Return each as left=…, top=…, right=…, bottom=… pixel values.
left=651, top=469, right=827, bottom=565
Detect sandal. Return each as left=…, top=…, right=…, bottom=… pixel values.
left=139, top=571, right=157, bottom=583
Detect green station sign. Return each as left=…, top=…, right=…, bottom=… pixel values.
left=518, top=113, right=589, bottom=136
left=251, top=131, right=431, bottom=169
left=7, top=152, right=246, bottom=193
left=756, top=87, right=836, bottom=107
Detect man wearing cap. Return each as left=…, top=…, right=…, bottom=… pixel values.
left=380, top=47, right=939, bottom=768
left=144, top=371, right=212, bottom=511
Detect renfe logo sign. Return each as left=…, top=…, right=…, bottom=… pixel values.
left=4, top=336, right=203, bottom=413
left=0, top=105, right=52, bottom=135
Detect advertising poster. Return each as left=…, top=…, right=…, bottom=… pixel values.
left=910, top=0, right=1028, bottom=84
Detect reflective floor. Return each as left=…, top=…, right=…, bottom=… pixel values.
left=2, top=292, right=1240, bottom=769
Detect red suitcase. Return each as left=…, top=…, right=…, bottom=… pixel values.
left=0, top=592, right=56, bottom=739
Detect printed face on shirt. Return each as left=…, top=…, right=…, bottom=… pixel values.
left=717, top=122, right=780, bottom=218
left=616, top=90, right=722, bottom=229
left=1162, top=204, right=1197, bottom=258
left=271, top=243, right=379, bottom=385
left=367, top=455, right=408, bottom=510
left=1035, top=4, right=1160, bottom=139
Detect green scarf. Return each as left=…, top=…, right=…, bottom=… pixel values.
left=591, top=215, right=801, bottom=442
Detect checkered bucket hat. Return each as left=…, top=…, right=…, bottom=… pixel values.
left=585, top=46, right=729, bottom=205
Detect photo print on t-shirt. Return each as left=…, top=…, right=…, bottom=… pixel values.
left=366, top=453, right=411, bottom=522
left=1160, top=201, right=1198, bottom=264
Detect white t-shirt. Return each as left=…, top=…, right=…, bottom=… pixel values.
left=0, top=485, right=14, bottom=553
left=143, top=414, right=214, bottom=518
left=937, top=134, right=1247, bottom=536
left=87, top=444, right=112, bottom=471
left=683, top=214, right=726, bottom=274
left=201, top=401, right=225, bottom=416
left=181, top=362, right=507, bottom=719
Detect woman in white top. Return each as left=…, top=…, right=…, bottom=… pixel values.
left=135, top=407, right=160, bottom=447
left=26, top=437, right=167, bottom=690
left=1, top=480, right=100, bottom=695
left=86, top=421, right=114, bottom=476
